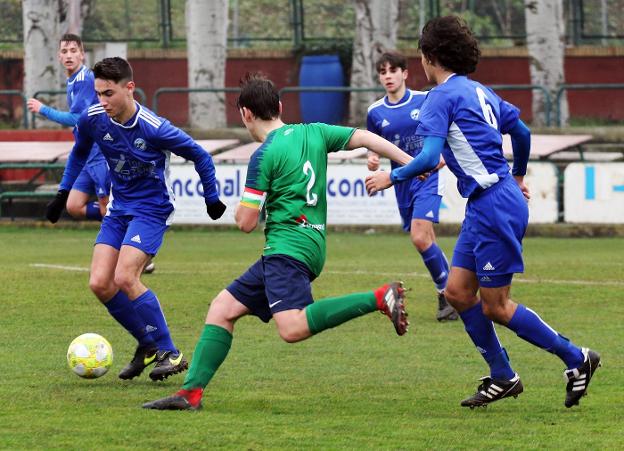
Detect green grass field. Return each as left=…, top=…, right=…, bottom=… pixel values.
left=1, top=226, right=623, bottom=450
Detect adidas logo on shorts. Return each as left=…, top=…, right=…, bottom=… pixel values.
left=483, top=262, right=495, bottom=271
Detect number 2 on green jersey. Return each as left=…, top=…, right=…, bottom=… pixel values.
left=303, top=160, right=318, bottom=206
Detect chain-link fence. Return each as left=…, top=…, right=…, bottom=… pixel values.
left=0, top=0, right=622, bottom=48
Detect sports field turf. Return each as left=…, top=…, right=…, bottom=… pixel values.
left=1, top=226, right=622, bottom=449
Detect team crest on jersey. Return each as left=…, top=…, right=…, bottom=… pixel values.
left=134, top=138, right=147, bottom=150
left=410, top=108, right=420, bottom=120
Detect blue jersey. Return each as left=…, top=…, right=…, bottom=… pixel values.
left=367, top=89, right=443, bottom=208
left=416, top=75, right=520, bottom=198
left=65, top=66, right=105, bottom=166
left=60, top=102, right=220, bottom=222
left=40, top=65, right=104, bottom=166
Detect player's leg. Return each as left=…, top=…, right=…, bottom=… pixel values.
left=405, top=193, right=456, bottom=321
left=445, top=206, right=521, bottom=408
left=143, top=264, right=258, bottom=410
left=66, top=167, right=102, bottom=220
left=478, top=177, right=598, bottom=407
left=91, top=217, right=159, bottom=379
left=262, top=255, right=408, bottom=339
left=116, top=216, right=187, bottom=380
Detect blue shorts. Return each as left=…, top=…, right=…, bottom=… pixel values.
left=226, top=254, right=316, bottom=323
left=95, top=215, right=168, bottom=256
left=399, top=193, right=442, bottom=231
left=452, top=176, right=528, bottom=288
left=72, top=161, right=111, bottom=199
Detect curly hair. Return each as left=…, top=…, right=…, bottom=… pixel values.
left=419, top=16, right=480, bottom=75
left=236, top=72, right=280, bottom=120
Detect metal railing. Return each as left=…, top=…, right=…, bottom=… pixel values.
left=0, top=90, right=28, bottom=128
left=30, top=88, right=147, bottom=128
left=555, top=83, right=624, bottom=126
left=490, top=84, right=552, bottom=127
left=151, top=87, right=241, bottom=116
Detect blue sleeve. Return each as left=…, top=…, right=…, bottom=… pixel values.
left=70, top=73, right=98, bottom=115
left=152, top=121, right=220, bottom=203
left=59, top=114, right=94, bottom=191
left=390, top=136, right=444, bottom=183
left=508, top=119, right=531, bottom=176
left=415, top=91, right=452, bottom=139
left=39, top=105, right=80, bottom=127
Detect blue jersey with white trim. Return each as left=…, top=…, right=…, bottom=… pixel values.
left=66, top=66, right=105, bottom=166
left=416, top=75, right=520, bottom=198
left=60, top=102, right=220, bottom=222
left=367, top=89, right=443, bottom=208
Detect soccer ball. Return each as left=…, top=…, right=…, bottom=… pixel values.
left=67, top=333, right=113, bottom=379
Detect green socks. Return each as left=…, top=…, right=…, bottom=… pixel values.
left=305, top=291, right=377, bottom=335
left=182, top=324, right=233, bottom=390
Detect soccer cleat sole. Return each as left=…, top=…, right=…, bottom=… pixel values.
left=142, top=395, right=201, bottom=411
left=149, top=360, right=189, bottom=381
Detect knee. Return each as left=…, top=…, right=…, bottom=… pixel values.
left=89, top=274, right=114, bottom=300
left=277, top=327, right=305, bottom=344
left=411, top=232, right=432, bottom=252
left=65, top=200, right=82, bottom=218
left=113, top=271, right=135, bottom=294
left=481, top=302, right=507, bottom=323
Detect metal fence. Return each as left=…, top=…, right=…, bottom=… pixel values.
left=1, top=0, right=622, bottom=47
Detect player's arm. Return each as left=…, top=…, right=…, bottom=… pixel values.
left=155, top=122, right=226, bottom=219
left=235, top=191, right=263, bottom=233
left=365, top=112, right=381, bottom=171
left=27, top=99, right=80, bottom=127
left=507, top=118, right=531, bottom=200
left=347, top=129, right=412, bottom=166
left=365, top=136, right=444, bottom=195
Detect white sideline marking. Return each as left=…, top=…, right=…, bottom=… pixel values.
left=29, top=263, right=624, bottom=287
left=30, top=263, right=89, bottom=272
left=323, top=269, right=624, bottom=287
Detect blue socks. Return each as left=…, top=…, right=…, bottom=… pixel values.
left=86, top=202, right=103, bottom=221
left=132, top=289, right=176, bottom=352
left=104, top=291, right=155, bottom=347
left=419, top=243, right=449, bottom=291
left=460, top=302, right=515, bottom=380
left=507, top=304, right=584, bottom=369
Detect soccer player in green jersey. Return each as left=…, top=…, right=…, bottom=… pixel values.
left=144, top=73, right=414, bottom=411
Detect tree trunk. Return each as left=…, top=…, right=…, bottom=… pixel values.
left=349, top=0, right=398, bottom=125
left=524, top=0, right=567, bottom=127
left=186, top=0, right=228, bottom=129
left=23, top=0, right=62, bottom=128
left=60, top=0, right=92, bottom=35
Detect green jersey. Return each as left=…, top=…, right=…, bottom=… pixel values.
left=241, top=123, right=356, bottom=276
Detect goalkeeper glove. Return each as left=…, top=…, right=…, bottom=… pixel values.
left=46, top=189, right=69, bottom=223
left=205, top=199, right=226, bottom=220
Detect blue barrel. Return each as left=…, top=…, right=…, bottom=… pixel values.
left=298, top=55, right=345, bottom=124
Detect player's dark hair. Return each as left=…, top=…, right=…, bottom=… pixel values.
left=59, top=33, right=83, bottom=50
left=93, top=57, right=133, bottom=84
left=236, top=72, right=280, bottom=120
left=419, top=15, right=480, bottom=75
left=375, top=51, right=407, bottom=73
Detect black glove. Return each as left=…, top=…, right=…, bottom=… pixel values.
left=205, top=199, right=226, bottom=220
left=46, top=189, right=69, bottom=223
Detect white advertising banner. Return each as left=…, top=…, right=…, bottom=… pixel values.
left=169, top=162, right=558, bottom=225
left=564, top=163, right=624, bottom=223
